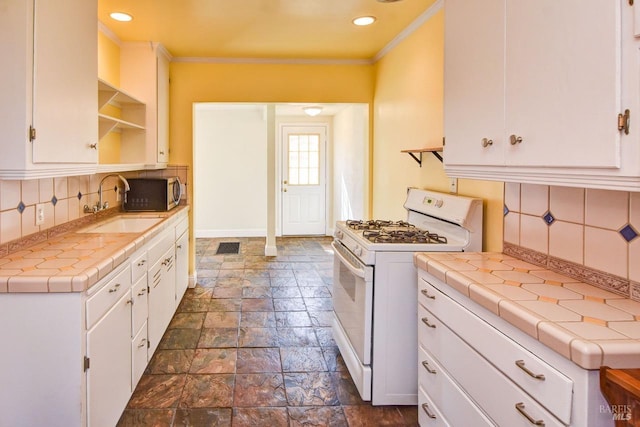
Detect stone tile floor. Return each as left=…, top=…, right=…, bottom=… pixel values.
left=117, top=236, right=418, bottom=427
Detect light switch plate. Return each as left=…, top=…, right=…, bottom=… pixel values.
left=449, top=178, right=458, bottom=194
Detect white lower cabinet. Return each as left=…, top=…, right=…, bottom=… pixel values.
left=148, top=244, right=176, bottom=357
left=132, top=322, right=149, bottom=389
left=0, top=209, right=189, bottom=427
left=417, top=270, right=613, bottom=427
left=86, top=269, right=133, bottom=427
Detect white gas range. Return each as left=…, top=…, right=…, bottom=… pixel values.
left=331, top=188, right=483, bottom=405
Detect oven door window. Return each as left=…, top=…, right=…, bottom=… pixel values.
left=332, top=243, right=373, bottom=365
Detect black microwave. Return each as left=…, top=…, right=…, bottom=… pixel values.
left=123, top=177, right=182, bottom=211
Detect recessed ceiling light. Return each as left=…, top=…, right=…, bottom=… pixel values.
left=303, top=106, right=323, bottom=117
left=352, top=16, right=376, bottom=26
left=110, top=12, right=133, bottom=22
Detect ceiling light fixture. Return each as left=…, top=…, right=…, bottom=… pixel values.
left=352, top=16, right=376, bottom=26
left=110, top=12, right=133, bottom=22
left=303, top=106, right=323, bottom=117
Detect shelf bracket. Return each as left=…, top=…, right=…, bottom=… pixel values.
left=408, top=151, right=423, bottom=166
left=406, top=151, right=443, bottom=167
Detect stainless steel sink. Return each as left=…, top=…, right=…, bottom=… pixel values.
left=78, top=216, right=163, bottom=233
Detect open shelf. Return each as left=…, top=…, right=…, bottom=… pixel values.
left=401, top=146, right=443, bottom=166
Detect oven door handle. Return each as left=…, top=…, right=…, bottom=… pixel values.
left=331, top=241, right=367, bottom=279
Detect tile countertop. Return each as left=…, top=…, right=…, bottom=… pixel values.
left=414, top=252, right=640, bottom=370
left=0, top=206, right=188, bottom=294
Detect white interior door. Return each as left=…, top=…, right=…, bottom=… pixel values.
left=282, top=126, right=326, bottom=235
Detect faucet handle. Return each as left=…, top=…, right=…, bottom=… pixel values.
left=103, top=201, right=109, bottom=210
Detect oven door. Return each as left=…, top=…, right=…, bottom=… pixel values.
left=331, top=241, right=373, bottom=400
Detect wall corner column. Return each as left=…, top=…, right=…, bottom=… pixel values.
left=265, top=104, right=278, bottom=256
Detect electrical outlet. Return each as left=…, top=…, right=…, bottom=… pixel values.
left=35, top=203, right=45, bottom=225
left=449, top=178, right=458, bottom=194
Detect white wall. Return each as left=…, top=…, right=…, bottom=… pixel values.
left=332, top=104, right=369, bottom=221
left=193, top=104, right=267, bottom=237
left=194, top=103, right=369, bottom=238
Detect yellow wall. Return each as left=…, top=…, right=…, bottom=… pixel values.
left=372, top=8, right=504, bottom=251
left=169, top=62, right=375, bottom=166
left=98, top=31, right=120, bottom=86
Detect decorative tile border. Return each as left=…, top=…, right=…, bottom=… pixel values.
left=503, top=242, right=633, bottom=301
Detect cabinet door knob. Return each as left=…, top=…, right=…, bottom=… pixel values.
left=89, top=143, right=98, bottom=149
left=510, top=134, right=523, bottom=145
left=481, top=138, right=493, bottom=147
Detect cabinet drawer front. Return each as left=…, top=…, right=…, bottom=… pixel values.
left=147, top=228, right=175, bottom=265
left=175, top=215, right=188, bottom=239
left=418, top=386, right=450, bottom=427
left=86, top=265, right=131, bottom=329
left=418, top=346, right=495, bottom=426
left=418, top=276, right=573, bottom=423
left=420, top=304, right=565, bottom=427
left=131, top=322, right=148, bottom=391
left=132, top=274, right=148, bottom=335
left=131, top=250, right=148, bottom=284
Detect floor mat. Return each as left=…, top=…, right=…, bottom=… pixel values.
left=216, top=242, right=240, bottom=254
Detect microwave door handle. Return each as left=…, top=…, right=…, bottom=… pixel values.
left=331, top=242, right=367, bottom=279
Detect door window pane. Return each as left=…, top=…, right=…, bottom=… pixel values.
left=288, top=133, right=320, bottom=186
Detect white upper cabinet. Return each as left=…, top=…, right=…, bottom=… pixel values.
left=120, top=42, right=171, bottom=169
left=444, top=0, right=640, bottom=190
left=443, top=0, right=505, bottom=167
left=0, top=0, right=98, bottom=179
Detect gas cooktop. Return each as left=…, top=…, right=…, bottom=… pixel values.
left=345, top=220, right=448, bottom=244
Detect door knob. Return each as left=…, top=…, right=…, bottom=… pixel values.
left=481, top=138, right=493, bottom=148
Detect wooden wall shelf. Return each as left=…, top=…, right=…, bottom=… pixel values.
left=401, top=147, right=443, bottom=166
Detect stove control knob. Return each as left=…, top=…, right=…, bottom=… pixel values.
left=435, top=199, right=444, bottom=208
left=335, top=231, right=343, bottom=239
left=354, top=246, right=363, bottom=256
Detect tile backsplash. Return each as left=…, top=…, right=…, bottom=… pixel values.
left=0, top=166, right=188, bottom=247
left=503, top=183, right=640, bottom=302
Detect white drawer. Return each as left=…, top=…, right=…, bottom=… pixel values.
left=131, top=322, right=148, bottom=391
left=147, top=228, right=174, bottom=265
left=418, top=386, right=450, bottom=427
left=418, top=304, right=565, bottom=427
left=86, top=265, right=131, bottom=330
left=130, top=250, right=148, bottom=284
left=418, top=346, right=495, bottom=427
left=418, top=276, right=573, bottom=424
left=131, top=274, right=148, bottom=335
left=175, top=214, right=188, bottom=239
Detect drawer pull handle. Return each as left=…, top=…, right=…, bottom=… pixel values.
left=108, top=283, right=121, bottom=293
left=421, top=403, right=436, bottom=419
left=421, top=317, right=436, bottom=328
left=515, top=360, right=545, bottom=381
left=126, top=299, right=134, bottom=305
left=421, top=289, right=435, bottom=300
left=515, top=402, right=545, bottom=426
left=137, top=338, right=147, bottom=348
left=421, top=360, right=436, bottom=374
left=137, top=260, right=146, bottom=266
left=138, top=288, right=147, bottom=296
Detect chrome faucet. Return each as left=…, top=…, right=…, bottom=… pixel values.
left=84, top=174, right=130, bottom=213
